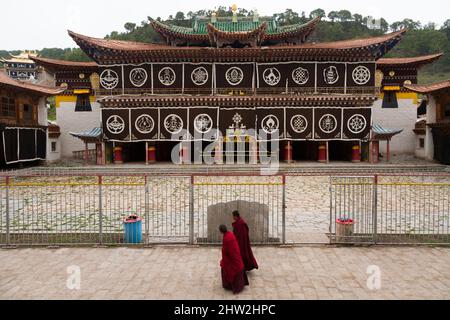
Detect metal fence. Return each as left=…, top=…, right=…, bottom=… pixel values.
left=0, top=173, right=286, bottom=246
left=330, top=175, right=450, bottom=245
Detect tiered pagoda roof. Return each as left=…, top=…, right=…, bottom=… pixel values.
left=68, top=29, right=407, bottom=64
left=150, top=16, right=321, bottom=47
left=0, top=71, right=65, bottom=96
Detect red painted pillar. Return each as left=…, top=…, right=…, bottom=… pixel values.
left=386, top=140, right=391, bottom=162
left=114, top=146, right=123, bottom=164
left=96, top=143, right=103, bottom=165
left=284, top=141, right=293, bottom=163
left=371, top=141, right=379, bottom=164
left=84, top=142, right=89, bottom=165
left=147, top=145, right=156, bottom=164
left=351, top=144, right=361, bottom=163
left=318, top=143, right=327, bottom=163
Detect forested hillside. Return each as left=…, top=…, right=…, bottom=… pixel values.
left=1, top=7, right=449, bottom=83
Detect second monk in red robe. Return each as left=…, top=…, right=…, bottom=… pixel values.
left=232, top=211, right=259, bottom=271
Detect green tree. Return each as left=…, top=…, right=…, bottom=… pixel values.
left=309, top=8, right=326, bottom=19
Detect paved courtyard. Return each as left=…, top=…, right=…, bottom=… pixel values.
left=1, top=246, right=450, bottom=300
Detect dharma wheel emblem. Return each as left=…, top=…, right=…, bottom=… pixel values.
left=164, top=114, right=183, bottom=134
left=225, top=67, right=244, bottom=86
left=135, top=114, right=155, bottom=134
left=106, top=115, right=125, bottom=134
left=291, top=115, right=308, bottom=133
left=261, top=115, right=279, bottom=134
left=319, top=114, right=338, bottom=134
left=100, top=69, right=119, bottom=90
left=130, top=68, right=148, bottom=87
left=191, top=67, right=209, bottom=86
left=158, top=67, right=176, bottom=86
left=263, top=67, right=281, bottom=86
left=352, top=66, right=371, bottom=85
left=292, top=67, right=309, bottom=85
left=323, top=66, right=339, bottom=85
left=194, top=114, right=213, bottom=133
left=347, top=114, right=367, bottom=134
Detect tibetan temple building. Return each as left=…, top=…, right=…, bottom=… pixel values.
left=29, top=11, right=446, bottom=165
left=1, top=51, right=39, bottom=81
left=0, top=72, right=65, bottom=165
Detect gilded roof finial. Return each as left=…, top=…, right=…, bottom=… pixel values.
left=231, top=4, right=238, bottom=23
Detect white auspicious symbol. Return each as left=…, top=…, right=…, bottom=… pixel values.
left=100, top=69, right=119, bottom=90
left=319, top=114, right=338, bottom=133
left=191, top=67, right=209, bottom=86
left=232, top=113, right=243, bottom=127
left=291, top=115, right=308, bottom=133
left=348, top=114, right=367, bottom=134
left=261, top=115, right=279, bottom=134
left=225, top=67, right=244, bottom=86
left=164, top=114, right=183, bottom=134
left=323, top=66, right=339, bottom=85
left=135, top=114, right=155, bottom=134
left=158, top=67, right=176, bottom=86
left=292, top=67, right=309, bottom=85
left=263, top=67, right=281, bottom=86
left=106, top=115, right=125, bottom=134
left=352, top=66, right=371, bottom=85
left=129, top=68, right=148, bottom=87
left=194, top=114, right=213, bottom=133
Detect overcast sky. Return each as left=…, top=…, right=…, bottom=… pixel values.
left=1, top=0, right=449, bottom=50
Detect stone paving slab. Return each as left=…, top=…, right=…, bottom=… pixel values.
left=1, top=246, right=450, bottom=300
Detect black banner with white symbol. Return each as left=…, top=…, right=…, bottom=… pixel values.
left=257, top=108, right=285, bottom=140
left=342, top=108, right=372, bottom=140
left=215, top=64, right=254, bottom=89
left=153, top=64, right=182, bottom=92
left=102, top=109, right=130, bottom=141
left=314, top=108, right=342, bottom=140
left=130, top=109, right=159, bottom=140
left=317, top=63, right=346, bottom=88
left=159, top=108, right=188, bottom=140
left=285, top=108, right=313, bottom=140
left=188, top=107, right=218, bottom=141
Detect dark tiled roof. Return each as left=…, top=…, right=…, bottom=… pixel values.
left=0, top=71, right=66, bottom=95
left=31, top=56, right=98, bottom=71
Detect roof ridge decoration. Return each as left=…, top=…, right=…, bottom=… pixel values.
left=150, top=16, right=321, bottom=47
left=68, top=29, right=407, bottom=65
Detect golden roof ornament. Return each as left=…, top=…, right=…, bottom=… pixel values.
left=232, top=4, right=238, bottom=23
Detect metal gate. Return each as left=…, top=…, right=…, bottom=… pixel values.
left=330, top=175, right=450, bottom=244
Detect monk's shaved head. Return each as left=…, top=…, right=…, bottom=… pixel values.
left=219, top=225, right=228, bottom=234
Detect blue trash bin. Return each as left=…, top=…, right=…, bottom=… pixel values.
left=123, top=215, right=143, bottom=244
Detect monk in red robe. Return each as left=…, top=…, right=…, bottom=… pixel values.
left=232, top=211, right=258, bottom=271
left=219, top=225, right=249, bottom=294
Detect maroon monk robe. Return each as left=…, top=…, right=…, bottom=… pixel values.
left=220, top=231, right=249, bottom=294
left=232, top=217, right=258, bottom=271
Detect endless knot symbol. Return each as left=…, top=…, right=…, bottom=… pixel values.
left=323, top=66, right=339, bottom=85
left=194, top=114, right=213, bottom=133
left=352, top=66, right=371, bottom=85
left=292, top=67, right=309, bottom=85
left=347, top=114, right=367, bottom=134
left=129, top=68, right=148, bottom=87
left=319, top=114, right=338, bottom=134
left=100, top=69, right=119, bottom=90
left=263, top=67, right=281, bottom=86
left=261, top=115, right=279, bottom=134
left=191, top=67, right=209, bottom=86
left=225, top=67, right=244, bottom=86
left=290, top=115, right=308, bottom=133
left=106, top=115, right=125, bottom=134
left=164, top=114, right=183, bottom=134
left=158, top=67, right=176, bottom=86
left=135, top=114, right=155, bottom=134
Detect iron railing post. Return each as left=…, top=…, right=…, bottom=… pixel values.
left=98, top=175, right=103, bottom=245
left=189, top=175, right=194, bottom=245
left=372, top=175, right=378, bottom=244
left=5, top=176, right=10, bottom=246
left=282, top=175, right=286, bottom=245
left=144, top=175, right=149, bottom=246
